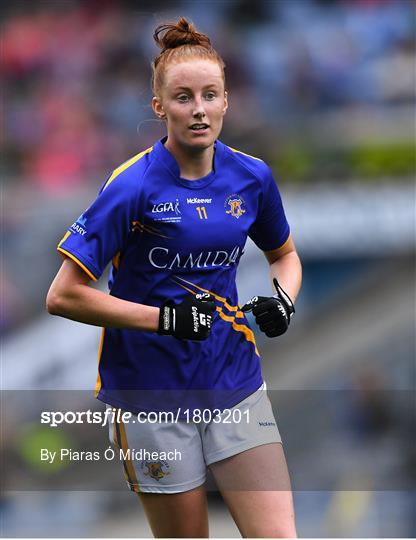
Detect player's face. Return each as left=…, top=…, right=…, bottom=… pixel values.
left=153, top=59, right=228, bottom=151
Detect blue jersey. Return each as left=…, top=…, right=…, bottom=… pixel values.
left=57, top=137, right=290, bottom=414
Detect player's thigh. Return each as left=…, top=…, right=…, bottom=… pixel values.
left=209, top=443, right=297, bottom=538
left=138, top=486, right=209, bottom=538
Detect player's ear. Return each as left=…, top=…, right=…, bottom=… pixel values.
left=222, top=91, right=228, bottom=116
left=152, top=96, right=166, bottom=119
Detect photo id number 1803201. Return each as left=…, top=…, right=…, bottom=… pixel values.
left=182, top=408, right=250, bottom=424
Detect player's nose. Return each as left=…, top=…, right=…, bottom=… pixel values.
left=192, top=97, right=206, bottom=118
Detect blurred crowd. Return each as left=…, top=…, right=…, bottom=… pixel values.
left=3, top=0, right=415, bottom=189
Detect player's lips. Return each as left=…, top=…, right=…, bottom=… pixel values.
left=189, top=123, right=209, bottom=134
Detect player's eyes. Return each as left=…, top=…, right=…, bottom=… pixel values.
left=175, top=92, right=217, bottom=102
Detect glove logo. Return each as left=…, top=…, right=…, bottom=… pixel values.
left=224, top=194, right=246, bottom=219
left=277, top=303, right=288, bottom=321
left=158, top=293, right=215, bottom=340
left=244, top=296, right=258, bottom=309
left=162, top=306, right=171, bottom=331
left=191, top=306, right=199, bottom=333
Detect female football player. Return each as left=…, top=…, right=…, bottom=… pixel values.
left=47, top=17, right=302, bottom=538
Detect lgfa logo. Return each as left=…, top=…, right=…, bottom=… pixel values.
left=152, top=199, right=181, bottom=215
left=225, top=194, right=246, bottom=219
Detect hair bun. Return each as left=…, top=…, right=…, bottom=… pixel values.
left=153, top=17, right=211, bottom=52
left=151, top=17, right=225, bottom=95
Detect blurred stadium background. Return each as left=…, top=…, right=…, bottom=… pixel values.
left=1, top=0, right=415, bottom=537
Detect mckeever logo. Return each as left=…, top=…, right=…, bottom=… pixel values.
left=151, top=199, right=181, bottom=223
left=187, top=197, right=212, bottom=204
left=71, top=214, right=87, bottom=236
left=258, top=421, right=276, bottom=427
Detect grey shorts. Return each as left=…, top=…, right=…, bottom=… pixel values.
left=108, top=383, right=281, bottom=494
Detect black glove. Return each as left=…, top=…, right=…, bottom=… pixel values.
left=241, top=278, right=295, bottom=338
left=158, top=293, right=216, bottom=341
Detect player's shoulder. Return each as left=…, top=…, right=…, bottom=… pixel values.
left=101, top=145, right=154, bottom=192
left=222, top=143, right=270, bottom=180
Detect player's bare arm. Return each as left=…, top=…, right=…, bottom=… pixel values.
left=47, top=258, right=215, bottom=340
left=264, top=234, right=302, bottom=303
left=242, top=235, right=302, bottom=338
left=46, top=258, right=160, bottom=331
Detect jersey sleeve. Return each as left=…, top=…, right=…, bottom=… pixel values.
left=57, top=171, right=139, bottom=281
left=248, top=165, right=290, bottom=252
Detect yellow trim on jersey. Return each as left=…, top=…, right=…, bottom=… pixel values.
left=171, top=276, right=259, bottom=356
left=112, top=252, right=121, bottom=271
left=138, top=221, right=161, bottom=233
left=217, top=308, right=258, bottom=354
left=216, top=305, right=245, bottom=319
left=228, top=146, right=262, bottom=162
left=132, top=220, right=172, bottom=239
left=94, top=328, right=105, bottom=396
left=266, top=232, right=291, bottom=253
left=103, top=146, right=153, bottom=191
left=172, top=281, right=196, bottom=296
left=217, top=310, right=259, bottom=356
left=58, top=230, right=71, bottom=247
left=278, top=232, right=292, bottom=249
left=173, top=275, right=239, bottom=313
left=57, top=247, right=98, bottom=281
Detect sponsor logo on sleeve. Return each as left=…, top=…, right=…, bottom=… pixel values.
left=70, top=214, right=87, bottom=236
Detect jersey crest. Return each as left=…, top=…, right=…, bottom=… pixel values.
left=225, top=194, right=246, bottom=219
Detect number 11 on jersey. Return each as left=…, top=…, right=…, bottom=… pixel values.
left=196, top=206, right=208, bottom=220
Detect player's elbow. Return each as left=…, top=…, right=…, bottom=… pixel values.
left=46, top=286, right=66, bottom=316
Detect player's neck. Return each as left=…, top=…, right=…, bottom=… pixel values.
left=165, top=139, right=214, bottom=180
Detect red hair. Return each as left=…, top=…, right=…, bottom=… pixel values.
left=151, top=17, right=225, bottom=95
